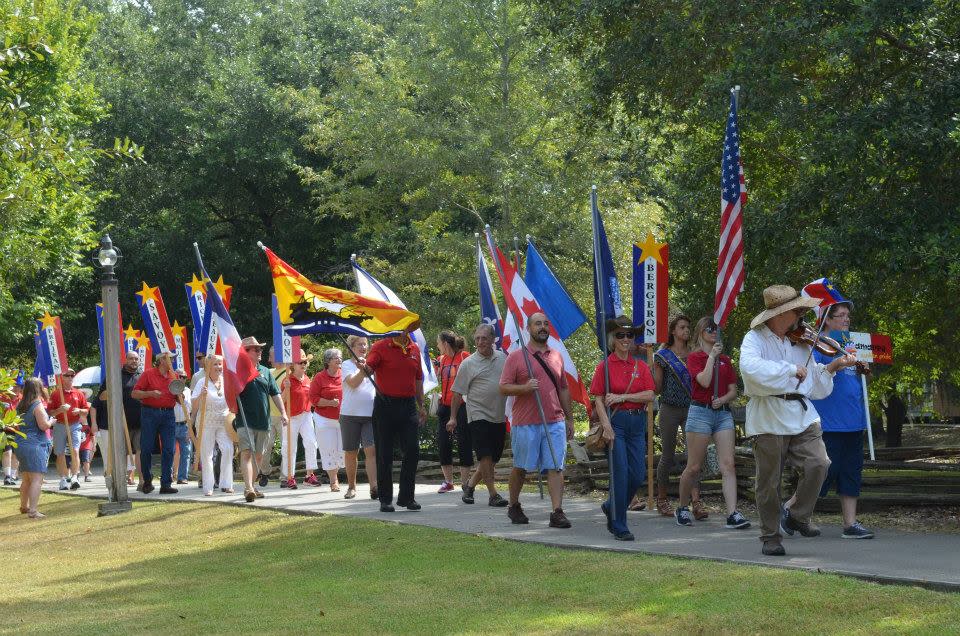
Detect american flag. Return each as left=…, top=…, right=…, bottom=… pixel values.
left=714, top=88, right=747, bottom=328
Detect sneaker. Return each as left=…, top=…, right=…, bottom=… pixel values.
left=842, top=521, right=875, bottom=539
left=675, top=506, right=693, bottom=526
left=762, top=539, right=786, bottom=556
left=286, top=477, right=298, bottom=490
left=438, top=481, right=454, bottom=493
left=304, top=474, right=319, bottom=486
left=4, top=476, right=16, bottom=486
left=84, top=475, right=92, bottom=483
left=280, top=479, right=289, bottom=489
left=70, top=477, right=80, bottom=490
left=461, top=485, right=475, bottom=504
left=691, top=499, right=709, bottom=520
left=725, top=510, right=751, bottom=529
left=780, top=505, right=795, bottom=537
left=549, top=508, right=572, bottom=529
left=257, top=473, right=269, bottom=488
left=488, top=493, right=508, bottom=507
left=507, top=503, right=529, bottom=525
left=58, top=478, right=69, bottom=491
left=783, top=510, right=821, bottom=537
left=142, top=481, right=155, bottom=494
left=614, top=530, right=635, bottom=541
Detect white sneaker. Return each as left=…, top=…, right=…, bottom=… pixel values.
left=58, top=478, right=69, bottom=491
left=70, top=476, right=81, bottom=490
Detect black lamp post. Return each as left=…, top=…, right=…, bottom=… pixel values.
left=94, top=234, right=132, bottom=516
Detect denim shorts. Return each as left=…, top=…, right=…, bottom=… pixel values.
left=14, top=441, right=51, bottom=473
left=53, top=423, right=82, bottom=454
left=511, top=421, right=566, bottom=471
left=685, top=405, right=734, bottom=436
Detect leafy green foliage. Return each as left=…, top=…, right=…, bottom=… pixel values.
left=0, top=367, right=24, bottom=448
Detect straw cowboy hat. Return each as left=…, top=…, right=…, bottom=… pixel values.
left=750, top=285, right=822, bottom=329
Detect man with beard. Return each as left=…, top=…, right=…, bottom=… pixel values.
left=499, top=312, right=574, bottom=528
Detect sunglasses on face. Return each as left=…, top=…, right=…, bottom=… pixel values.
left=704, top=326, right=718, bottom=334
left=63, top=374, right=76, bottom=378
left=245, top=346, right=263, bottom=352
left=614, top=332, right=634, bottom=340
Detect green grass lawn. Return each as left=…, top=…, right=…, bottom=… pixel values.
left=3, top=490, right=959, bottom=635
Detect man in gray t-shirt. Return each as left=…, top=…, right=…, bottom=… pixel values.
left=449, top=323, right=508, bottom=506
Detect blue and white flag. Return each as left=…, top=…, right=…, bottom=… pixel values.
left=524, top=237, right=587, bottom=341
left=351, top=258, right=438, bottom=393
left=591, top=187, right=623, bottom=348
left=476, top=239, right=505, bottom=350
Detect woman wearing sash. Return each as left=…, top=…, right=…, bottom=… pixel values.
left=589, top=317, right=656, bottom=541
left=674, top=317, right=750, bottom=529
left=650, top=314, right=703, bottom=517
left=191, top=355, right=234, bottom=496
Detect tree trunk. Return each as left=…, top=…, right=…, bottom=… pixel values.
left=884, top=393, right=906, bottom=448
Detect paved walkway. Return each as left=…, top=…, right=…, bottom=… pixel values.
left=16, top=476, right=960, bottom=591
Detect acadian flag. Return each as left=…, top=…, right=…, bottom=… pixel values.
left=136, top=282, right=176, bottom=356
left=171, top=321, right=191, bottom=377
left=351, top=257, right=437, bottom=393
left=123, top=324, right=140, bottom=355
left=633, top=233, right=670, bottom=344
left=96, top=303, right=126, bottom=383
left=271, top=293, right=301, bottom=364
left=187, top=273, right=233, bottom=360
left=194, top=244, right=257, bottom=413
left=261, top=245, right=420, bottom=337
left=33, top=328, right=52, bottom=387
left=484, top=228, right=592, bottom=415
left=801, top=277, right=852, bottom=325
left=35, top=312, right=68, bottom=387
left=134, top=330, right=153, bottom=373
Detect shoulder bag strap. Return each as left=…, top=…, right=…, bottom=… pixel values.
left=531, top=351, right=561, bottom=395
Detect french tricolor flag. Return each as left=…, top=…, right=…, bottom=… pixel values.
left=196, top=247, right=258, bottom=412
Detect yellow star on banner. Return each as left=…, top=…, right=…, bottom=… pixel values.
left=136, top=281, right=160, bottom=304
left=135, top=331, right=151, bottom=350
left=171, top=321, right=186, bottom=338
left=123, top=324, right=139, bottom=342
left=39, top=311, right=58, bottom=331
left=213, top=275, right=232, bottom=301
left=186, top=273, right=207, bottom=297
left=635, top=232, right=667, bottom=266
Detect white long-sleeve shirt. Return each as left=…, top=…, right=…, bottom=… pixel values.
left=739, top=325, right=835, bottom=436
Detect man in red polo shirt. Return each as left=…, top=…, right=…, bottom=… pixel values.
left=364, top=331, right=427, bottom=512
left=47, top=368, right=89, bottom=491
left=131, top=351, right=179, bottom=494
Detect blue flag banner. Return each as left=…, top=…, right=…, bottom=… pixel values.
left=476, top=239, right=505, bottom=350
left=33, top=329, right=52, bottom=387
left=524, top=238, right=587, bottom=341
left=591, top=188, right=623, bottom=348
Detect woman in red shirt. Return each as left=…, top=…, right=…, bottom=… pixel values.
left=589, top=317, right=656, bottom=541
left=435, top=330, right=472, bottom=493
left=310, top=348, right=345, bottom=492
left=281, top=352, right=319, bottom=489
left=675, top=316, right=750, bottom=530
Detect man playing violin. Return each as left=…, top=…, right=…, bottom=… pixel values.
left=739, top=285, right=857, bottom=556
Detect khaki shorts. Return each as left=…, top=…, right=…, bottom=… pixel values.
left=236, top=429, right=271, bottom=456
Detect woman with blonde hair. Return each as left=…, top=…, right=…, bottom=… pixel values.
left=13, top=378, right=52, bottom=518
left=675, top=316, right=750, bottom=530
left=191, top=355, right=234, bottom=496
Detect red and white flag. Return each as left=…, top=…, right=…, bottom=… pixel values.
left=484, top=229, right=591, bottom=415
left=714, top=88, right=747, bottom=328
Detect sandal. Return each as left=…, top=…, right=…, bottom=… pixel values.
left=692, top=499, right=709, bottom=521
left=330, top=484, right=341, bottom=492
left=27, top=510, right=46, bottom=519
left=20, top=507, right=29, bottom=514
left=627, top=495, right=647, bottom=511
left=655, top=497, right=674, bottom=517
left=344, top=488, right=356, bottom=499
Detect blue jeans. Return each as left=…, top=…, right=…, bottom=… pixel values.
left=140, top=407, right=176, bottom=487
left=175, top=422, right=193, bottom=481
left=606, top=410, right=647, bottom=534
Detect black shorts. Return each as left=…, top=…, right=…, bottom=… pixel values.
left=470, top=419, right=507, bottom=463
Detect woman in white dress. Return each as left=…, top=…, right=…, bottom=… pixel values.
left=191, top=355, right=234, bottom=495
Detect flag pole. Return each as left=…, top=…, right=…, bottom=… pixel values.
left=485, top=225, right=560, bottom=498
left=515, top=233, right=543, bottom=498
left=591, top=186, right=617, bottom=523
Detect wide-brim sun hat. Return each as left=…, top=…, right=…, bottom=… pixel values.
left=750, top=285, right=822, bottom=329
left=605, top=315, right=635, bottom=334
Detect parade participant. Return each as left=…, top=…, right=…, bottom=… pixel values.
left=499, top=312, right=574, bottom=528
left=781, top=299, right=874, bottom=539
left=435, top=330, right=472, bottom=493
left=265, top=346, right=289, bottom=486
left=740, top=285, right=857, bottom=556
left=2, top=376, right=22, bottom=485
left=450, top=324, right=508, bottom=507
left=675, top=317, right=750, bottom=530
left=237, top=337, right=287, bottom=502
left=339, top=335, right=378, bottom=500
left=590, top=317, right=657, bottom=540
left=171, top=372, right=193, bottom=484
left=132, top=352, right=180, bottom=494
left=651, top=314, right=705, bottom=518
left=47, top=368, right=89, bottom=491
left=281, top=350, right=318, bottom=489
left=191, top=355, right=234, bottom=496
left=310, top=348, right=345, bottom=492
left=122, top=350, right=142, bottom=487
left=78, top=403, right=95, bottom=481
left=89, top=390, right=111, bottom=479
left=364, top=329, right=426, bottom=512
left=13, top=378, right=52, bottom=518
left=190, top=351, right=206, bottom=391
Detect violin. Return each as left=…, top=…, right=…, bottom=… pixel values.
left=786, top=320, right=871, bottom=375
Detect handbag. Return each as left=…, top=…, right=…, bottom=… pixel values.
left=585, top=358, right=642, bottom=453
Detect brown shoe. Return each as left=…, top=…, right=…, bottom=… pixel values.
left=507, top=503, right=529, bottom=525
left=549, top=508, right=572, bottom=529
left=656, top=497, right=674, bottom=517
left=244, top=490, right=256, bottom=502
left=692, top=499, right=709, bottom=521
left=762, top=539, right=786, bottom=556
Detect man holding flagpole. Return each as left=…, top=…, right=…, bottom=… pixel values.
left=237, top=337, right=288, bottom=502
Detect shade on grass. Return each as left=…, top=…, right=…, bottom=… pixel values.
left=3, top=491, right=958, bottom=634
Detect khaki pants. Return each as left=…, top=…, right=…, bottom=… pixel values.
left=753, top=422, right=830, bottom=542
